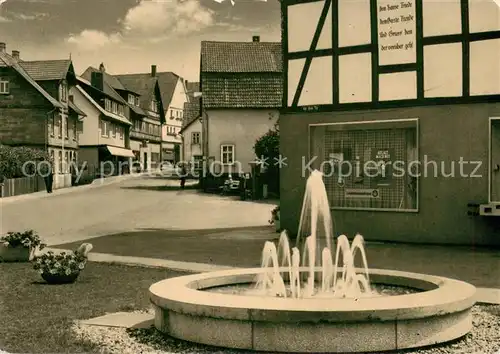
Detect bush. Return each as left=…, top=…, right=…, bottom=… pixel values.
left=0, top=145, right=49, bottom=181
left=254, top=127, right=280, bottom=196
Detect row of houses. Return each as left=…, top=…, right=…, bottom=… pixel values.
left=0, top=42, right=190, bottom=189
left=0, top=35, right=284, bottom=191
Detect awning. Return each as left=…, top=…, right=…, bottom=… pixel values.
left=105, top=146, right=135, bottom=158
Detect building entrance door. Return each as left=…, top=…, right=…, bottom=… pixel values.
left=143, top=152, right=148, bottom=171
left=489, top=118, right=500, bottom=202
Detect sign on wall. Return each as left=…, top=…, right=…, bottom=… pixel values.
left=377, top=0, right=417, bottom=65
left=370, top=148, right=395, bottom=187
left=345, top=189, right=380, bottom=199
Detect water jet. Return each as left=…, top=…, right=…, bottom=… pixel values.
left=150, top=170, right=476, bottom=352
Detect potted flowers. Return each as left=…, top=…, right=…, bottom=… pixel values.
left=269, top=206, right=281, bottom=232
left=32, top=243, right=93, bottom=284
left=0, top=230, right=46, bottom=262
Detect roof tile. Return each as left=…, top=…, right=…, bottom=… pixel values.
left=19, top=60, right=72, bottom=81
left=155, top=72, right=181, bottom=109
left=201, top=73, right=282, bottom=108
left=201, top=41, right=282, bottom=73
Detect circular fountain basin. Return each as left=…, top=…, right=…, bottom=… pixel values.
left=149, top=267, right=476, bottom=353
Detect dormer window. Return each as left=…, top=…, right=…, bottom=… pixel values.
left=59, top=80, right=68, bottom=102
left=135, top=96, right=140, bottom=106
left=0, top=80, right=9, bottom=94
left=128, top=94, right=135, bottom=105
left=151, top=99, right=158, bottom=113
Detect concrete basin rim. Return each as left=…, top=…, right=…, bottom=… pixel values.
left=149, top=267, right=477, bottom=320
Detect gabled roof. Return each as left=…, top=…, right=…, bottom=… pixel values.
left=186, top=81, right=200, bottom=100
left=114, top=73, right=165, bottom=122
left=0, top=51, right=62, bottom=108
left=19, top=59, right=73, bottom=81
left=200, top=40, right=283, bottom=108
left=68, top=100, right=86, bottom=117
left=155, top=71, right=181, bottom=109
left=80, top=67, right=129, bottom=104
left=181, top=81, right=200, bottom=132
left=180, top=108, right=201, bottom=134
left=75, top=85, right=131, bottom=126
left=201, top=41, right=282, bottom=73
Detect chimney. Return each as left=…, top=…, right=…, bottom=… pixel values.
left=151, top=65, right=157, bottom=77
left=0, top=43, right=5, bottom=53
left=99, top=62, right=105, bottom=72
left=91, top=71, right=104, bottom=92
left=252, top=36, right=260, bottom=42
left=11, top=50, right=20, bottom=60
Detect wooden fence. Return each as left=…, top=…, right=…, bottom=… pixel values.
left=0, top=176, right=46, bottom=198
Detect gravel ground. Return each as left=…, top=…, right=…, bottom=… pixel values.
left=72, top=305, right=500, bottom=354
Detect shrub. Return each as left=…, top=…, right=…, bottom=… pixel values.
left=254, top=127, right=280, bottom=196
left=0, top=145, right=49, bottom=181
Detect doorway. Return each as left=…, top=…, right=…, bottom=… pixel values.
left=143, top=152, right=148, bottom=171
left=489, top=118, right=500, bottom=202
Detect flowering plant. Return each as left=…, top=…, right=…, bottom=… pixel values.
left=32, top=250, right=87, bottom=276
left=32, top=244, right=92, bottom=276
left=0, top=230, right=46, bottom=249
left=269, top=206, right=280, bottom=224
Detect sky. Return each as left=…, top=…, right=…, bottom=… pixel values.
left=0, top=0, right=281, bottom=81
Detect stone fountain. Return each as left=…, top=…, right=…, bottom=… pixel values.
left=150, top=170, right=476, bottom=353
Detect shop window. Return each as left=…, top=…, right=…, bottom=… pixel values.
left=469, top=0, right=500, bottom=33
left=379, top=72, right=417, bottom=101
left=422, top=0, right=461, bottom=37
left=424, top=43, right=462, bottom=98
left=338, top=53, right=371, bottom=103
left=309, top=119, right=418, bottom=211
left=470, top=39, right=500, bottom=96
left=338, top=0, right=370, bottom=47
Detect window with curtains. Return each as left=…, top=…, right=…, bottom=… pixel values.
left=309, top=120, right=418, bottom=211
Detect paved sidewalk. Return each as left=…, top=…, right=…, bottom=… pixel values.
left=0, top=172, right=151, bottom=205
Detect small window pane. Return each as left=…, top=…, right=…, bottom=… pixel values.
left=423, top=0, right=461, bottom=37
left=424, top=43, right=462, bottom=98
left=469, top=0, right=500, bottom=33
left=339, top=53, right=372, bottom=103
left=470, top=39, right=500, bottom=95
left=379, top=71, right=417, bottom=101
left=338, top=0, right=371, bottom=47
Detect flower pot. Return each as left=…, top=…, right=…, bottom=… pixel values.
left=0, top=244, right=31, bottom=262
left=41, top=272, right=80, bottom=284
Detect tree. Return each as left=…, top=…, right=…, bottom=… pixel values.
left=254, top=127, right=280, bottom=196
